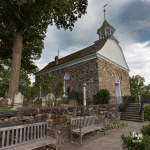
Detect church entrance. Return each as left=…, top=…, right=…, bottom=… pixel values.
left=115, top=73, right=122, bottom=104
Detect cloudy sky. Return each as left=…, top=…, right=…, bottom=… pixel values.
left=30, top=0, right=150, bottom=85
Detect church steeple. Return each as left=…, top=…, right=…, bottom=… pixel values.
left=97, top=5, right=115, bottom=40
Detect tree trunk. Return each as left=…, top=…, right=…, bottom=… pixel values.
left=7, top=28, right=24, bottom=104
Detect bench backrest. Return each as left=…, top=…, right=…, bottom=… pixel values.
left=71, top=116, right=96, bottom=130
left=0, top=121, right=48, bottom=149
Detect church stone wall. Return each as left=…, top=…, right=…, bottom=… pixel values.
left=36, top=58, right=100, bottom=100
left=36, top=56, right=130, bottom=102
left=97, top=56, right=131, bottom=98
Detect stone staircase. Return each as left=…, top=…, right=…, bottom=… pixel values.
left=121, top=103, right=144, bottom=122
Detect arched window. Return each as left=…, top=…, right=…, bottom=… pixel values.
left=64, top=72, right=70, bottom=96
left=115, top=73, right=122, bottom=104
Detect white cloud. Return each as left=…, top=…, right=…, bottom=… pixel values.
left=124, top=41, right=150, bottom=85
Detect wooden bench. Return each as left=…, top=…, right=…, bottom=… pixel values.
left=70, top=116, right=105, bottom=145
left=0, top=120, right=60, bottom=150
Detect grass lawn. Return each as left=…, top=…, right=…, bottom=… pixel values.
left=0, top=106, right=35, bottom=110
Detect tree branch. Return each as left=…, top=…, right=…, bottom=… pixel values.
left=0, top=15, right=12, bottom=32
left=0, top=37, right=13, bottom=43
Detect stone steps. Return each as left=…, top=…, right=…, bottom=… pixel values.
left=120, top=103, right=144, bottom=122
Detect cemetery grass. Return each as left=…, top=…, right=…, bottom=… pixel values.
left=0, top=106, right=35, bottom=110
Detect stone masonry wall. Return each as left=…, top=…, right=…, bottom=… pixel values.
left=36, top=56, right=131, bottom=103
left=0, top=104, right=120, bottom=142
left=97, top=57, right=131, bottom=100
left=36, top=58, right=100, bottom=100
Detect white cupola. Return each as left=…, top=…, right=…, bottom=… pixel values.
left=97, top=5, right=116, bottom=40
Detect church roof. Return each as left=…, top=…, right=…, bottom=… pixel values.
left=37, top=40, right=107, bottom=73
left=100, top=20, right=111, bottom=29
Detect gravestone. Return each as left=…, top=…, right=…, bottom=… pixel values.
left=14, top=92, right=24, bottom=108
left=34, top=99, right=42, bottom=108
left=0, top=98, right=8, bottom=107
left=69, top=99, right=78, bottom=106
left=23, top=100, right=27, bottom=107
left=28, top=98, right=33, bottom=107
left=4, top=91, right=8, bottom=98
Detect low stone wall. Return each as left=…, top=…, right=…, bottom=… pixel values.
left=0, top=104, right=120, bottom=142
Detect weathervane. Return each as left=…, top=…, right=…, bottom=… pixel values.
left=103, top=4, right=108, bottom=21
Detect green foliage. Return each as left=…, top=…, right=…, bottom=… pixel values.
left=0, top=59, right=34, bottom=99
left=105, top=121, right=129, bottom=131
left=39, top=73, right=54, bottom=97
left=143, top=105, right=150, bottom=121
left=129, top=75, right=150, bottom=96
left=121, top=123, right=150, bottom=150
left=68, top=89, right=83, bottom=105
left=130, top=75, right=145, bottom=96
left=119, top=96, right=130, bottom=111
left=121, top=132, right=145, bottom=150
left=0, top=0, right=88, bottom=74
left=0, top=60, right=10, bottom=97
left=140, top=123, right=150, bottom=136
left=119, top=103, right=129, bottom=112
left=93, top=89, right=111, bottom=104
left=55, top=79, right=64, bottom=97
left=36, top=73, right=64, bottom=107
left=131, top=95, right=138, bottom=103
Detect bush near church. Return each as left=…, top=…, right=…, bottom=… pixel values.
left=143, top=105, right=150, bottom=121
left=68, top=89, right=83, bottom=106
left=93, top=89, right=111, bottom=104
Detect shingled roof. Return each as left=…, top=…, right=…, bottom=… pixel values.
left=37, top=40, right=107, bottom=74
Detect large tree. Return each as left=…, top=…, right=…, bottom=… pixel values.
left=130, top=75, right=146, bottom=95
left=0, top=59, right=35, bottom=99
left=0, top=0, right=88, bottom=102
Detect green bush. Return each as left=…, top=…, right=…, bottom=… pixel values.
left=93, top=89, right=111, bottom=104
left=131, top=95, right=138, bottom=103
left=121, top=132, right=146, bottom=150
left=121, top=123, right=150, bottom=150
left=68, top=89, right=83, bottom=105
left=105, top=121, right=129, bottom=131
left=140, top=122, right=150, bottom=136
left=144, top=105, right=150, bottom=121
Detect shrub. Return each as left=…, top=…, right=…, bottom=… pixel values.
left=105, top=121, right=129, bottom=131
left=131, top=95, right=138, bottom=103
left=121, top=132, right=145, bottom=150
left=143, top=105, right=150, bottom=121
left=140, top=122, right=150, bottom=136
left=93, top=89, right=111, bottom=104
left=68, top=89, right=83, bottom=105
left=121, top=123, right=150, bottom=150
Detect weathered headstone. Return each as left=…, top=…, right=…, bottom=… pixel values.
left=7, top=98, right=12, bottom=106
left=23, top=100, right=27, bottom=107
left=34, top=99, right=42, bottom=108
left=4, top=91, right=8, bottom=98
left=69, top=99, right=78, bottom=106
left=28, top=98, right=33, bottom=107
left=0, top=98, right=8, bottom=107
left=14, top=92, right=24, bottom=108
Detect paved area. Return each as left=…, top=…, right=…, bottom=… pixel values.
left=58, top=121, right=150, bottom=150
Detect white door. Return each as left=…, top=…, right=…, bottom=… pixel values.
left=115, top=73, right=122, bottom=104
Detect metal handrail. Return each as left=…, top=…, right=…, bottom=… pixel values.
left=139, top=94, right=143, bottom=119
left=118, top=96, right=130, bottom=112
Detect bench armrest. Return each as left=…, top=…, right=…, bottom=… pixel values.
left=47, top=128, right=61, bottom=133
left=71, top=124, right=83, bottom=128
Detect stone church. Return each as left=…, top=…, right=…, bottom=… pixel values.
left=35, top=16, right=131, bottom=104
